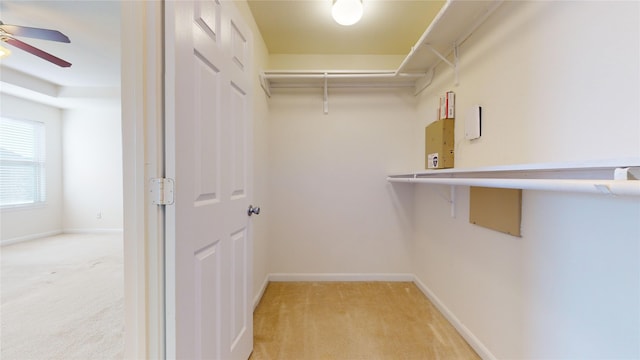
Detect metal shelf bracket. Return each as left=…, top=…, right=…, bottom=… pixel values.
left=259, top=71, right=271, bottom=97
left=435, top=185, right=456, bottom=218
left=424, top=43, right=460, bottom=86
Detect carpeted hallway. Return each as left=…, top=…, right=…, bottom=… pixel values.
left=0, top=233, right=124, bottom=359
left=250, top=282, right=480, bottom=360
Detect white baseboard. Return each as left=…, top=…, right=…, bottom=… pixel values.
left=412, top=276, right=496, bottom=360
left=63, top=228, right=124, bottom=234
left=268, top=273, right=415, bottom=282
left=1, top=230, right=63, bottom=246
left=253, top=275, right=270, bottom=310
left=253, top=273, right=415, bottom=311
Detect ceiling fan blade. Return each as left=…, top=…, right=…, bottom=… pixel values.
left=0, top=24, right=70, bottom=43
left=4, top=38, right=71, bottom=67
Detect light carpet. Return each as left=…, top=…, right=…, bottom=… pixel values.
left=1, top=233, right=124, bottom=360
left=250, top=281, right=480, bottom=360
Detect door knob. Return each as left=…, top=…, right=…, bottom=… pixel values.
left=247, top=205, right=261, bottom=216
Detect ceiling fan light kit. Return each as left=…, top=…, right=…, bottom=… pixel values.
left=0, top=20, right=72, bottom=67
left=0, top=44, right=11, bottom=58
left=332, top=0, right=363, bottom=26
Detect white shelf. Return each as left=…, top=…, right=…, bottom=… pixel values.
left=259, top=0, right=503, bottom=95
left=396, top=0, right=503, bottom=74
left=260, top=71, right=421, bottom=94
left=387, top=158, right=640, bottom=197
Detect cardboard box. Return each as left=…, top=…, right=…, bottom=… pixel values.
left=425, top=118, right=455, bottom=169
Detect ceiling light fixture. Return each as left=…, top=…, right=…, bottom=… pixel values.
left=332, top=0, right=364, bottom=26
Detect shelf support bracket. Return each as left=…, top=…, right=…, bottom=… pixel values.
left=414, top=67, right=435, bottom=96
left=450, top=185, right=456, bottom=218
left=424, top=43, right=459, bottom=86
left=453, top=43, right=459, bottom=86
left=259, top=71, right=271, bottom=98
left=435, top=185, right=456, bottom=218
left=323, top=72, right=329, bottom=114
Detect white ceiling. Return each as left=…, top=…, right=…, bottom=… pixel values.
left=0, top=0, right=120, bottom=108
left=0, top=0, right=443, bottom=108
left=248, top=0, right=444, bottom=55
left=0, top=0, right=120, bottom=87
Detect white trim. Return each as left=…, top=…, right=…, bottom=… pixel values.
left=253, top=275, right=270, bottom=310
left=412, top=276, right=497, bottom=360
left=268, top=273, right=415, bottom=282
left=63, top=228, right=124, bottom=234
left=121, top=2, right=147, bottom=357
left=121, top=1, right=164, bottom=360
left=1, top=230, right=62, bottom=246
left=163, top=1, right=177, bottom=357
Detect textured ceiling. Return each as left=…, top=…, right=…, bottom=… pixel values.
left=248, top=0, right=445, bottom=55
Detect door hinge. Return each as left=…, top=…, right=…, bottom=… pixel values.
left=150, top=178, right=175, bottom=205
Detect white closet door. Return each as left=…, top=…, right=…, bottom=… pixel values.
left=165, top=0, right=254, bottom=359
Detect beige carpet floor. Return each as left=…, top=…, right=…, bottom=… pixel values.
left=1, top=233, right=124, bottom=360
left=250, top=282, right=480, bottom=360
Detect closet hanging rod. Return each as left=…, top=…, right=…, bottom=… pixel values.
left=387, top=159, right=640, bottom=196
left=261, top=71, right=424, bottom=80
left=386, top=178, right=640, bottom=197
left=259, top=71, right=424, bottom=97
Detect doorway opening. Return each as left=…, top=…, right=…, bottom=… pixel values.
left=0, top=1, right=125, bottom=357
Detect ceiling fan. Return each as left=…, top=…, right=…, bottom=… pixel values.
left=0, top=20, right=71, bottom=68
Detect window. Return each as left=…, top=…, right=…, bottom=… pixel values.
left=0, top=117, right=46, bottom=208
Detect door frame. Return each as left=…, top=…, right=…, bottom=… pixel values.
left=121, top=1, right=165, bottom=359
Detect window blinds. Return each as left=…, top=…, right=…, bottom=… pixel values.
left=0, top=117, right=46, bottom=207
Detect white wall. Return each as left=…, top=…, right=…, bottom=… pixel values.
left=269, top=54, right=404, bottom=70
left=62, top=106, right=123, bottom=232
left=409, top=1, right=640, bottom=358
left=0, top=94, right=63, bottom=243
left=246, top=0, right=640, bottom=356
left=267, top=85, right=418, bottom=275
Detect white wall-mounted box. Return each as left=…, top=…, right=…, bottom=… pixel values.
left=465, top=105, right=482, bottom=140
